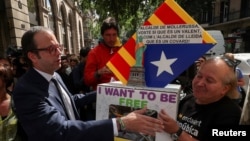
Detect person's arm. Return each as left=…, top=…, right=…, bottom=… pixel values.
left=178, top=131, right=198, bottom=141
left=84, top=50, right=99, bottom=87
left=73, top=91, right=97, bottom=107
left=236, top=69, right=245, bottom=86
left=237, top=78, right=245, bottom=87
left=13, top=84, right=114, bottom=141
left=115, top=107, right=164, bottom=136
left=159, top=109, right=199, bottom=141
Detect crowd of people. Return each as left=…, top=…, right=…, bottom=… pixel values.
left=0, top=16, right=247, bottom=141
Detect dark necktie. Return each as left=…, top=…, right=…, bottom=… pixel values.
left=51, top=78, right=75, bottom=120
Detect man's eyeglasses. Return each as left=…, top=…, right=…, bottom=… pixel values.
left=31, top=44, right=64, bottom=55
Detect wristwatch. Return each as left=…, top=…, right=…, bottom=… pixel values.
left=171, top=127, right=183, bottom=141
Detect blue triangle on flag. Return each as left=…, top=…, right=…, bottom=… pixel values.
left=144, top=44, right=215, bottom=87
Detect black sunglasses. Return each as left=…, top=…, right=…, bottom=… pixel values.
left=221, top=57, right=241, bottom=71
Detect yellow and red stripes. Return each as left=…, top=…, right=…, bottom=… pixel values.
left=107, top=0, right=216, bottom=85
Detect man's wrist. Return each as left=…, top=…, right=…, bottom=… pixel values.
left=117, top=117, right=126, bottom=132
left=171, top=127, right=183, bottom=141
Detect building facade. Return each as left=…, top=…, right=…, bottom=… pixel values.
left=0, top=0, right=87, bottom=57
left=199, top=0, right=250, bottom=53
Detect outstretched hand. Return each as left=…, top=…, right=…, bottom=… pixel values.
left=121, top=107, right=164, bottom=136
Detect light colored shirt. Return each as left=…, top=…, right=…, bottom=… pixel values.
left=34, top=68, right=118, bottom=135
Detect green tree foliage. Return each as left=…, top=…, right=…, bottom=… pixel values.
left=27, top=0, right=35, bottom=12
left=175, top=0, right=214, bottom=20
left=79, top=0, right=213, bottom=39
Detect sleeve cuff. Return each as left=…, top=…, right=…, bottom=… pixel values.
left=112, top=118, right=119, bottom=136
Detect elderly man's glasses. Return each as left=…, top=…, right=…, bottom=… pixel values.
left=222, top=57, right=241, bottom=71
left=32, top=44, right=64, bottom=54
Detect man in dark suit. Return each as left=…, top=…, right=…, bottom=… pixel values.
left=12, top=26, right=164, bottom=141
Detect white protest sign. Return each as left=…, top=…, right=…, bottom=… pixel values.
left=137, top=24, right=202, bottom=44
left=96, top=82, right=181, bottom=141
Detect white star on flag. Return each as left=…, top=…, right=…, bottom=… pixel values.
left=150, top=51, right=178, bottom=76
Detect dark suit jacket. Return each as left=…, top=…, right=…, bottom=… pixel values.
left=12, top=68, right=114, bottom=141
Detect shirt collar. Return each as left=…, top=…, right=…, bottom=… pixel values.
left=33, top=67, right=55, bottom=82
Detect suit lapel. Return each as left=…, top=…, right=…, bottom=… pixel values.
left=28, top=68, right=80, bottom=120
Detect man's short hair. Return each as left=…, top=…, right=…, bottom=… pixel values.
left=100, top=17, right=119, bottom=35
left=21, top=26, right=53, bottom=67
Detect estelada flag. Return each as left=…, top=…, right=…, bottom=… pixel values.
left=107, top=0, right=216, bottom=87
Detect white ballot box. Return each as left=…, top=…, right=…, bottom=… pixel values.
left=96, top=81, right=181, bottom=141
